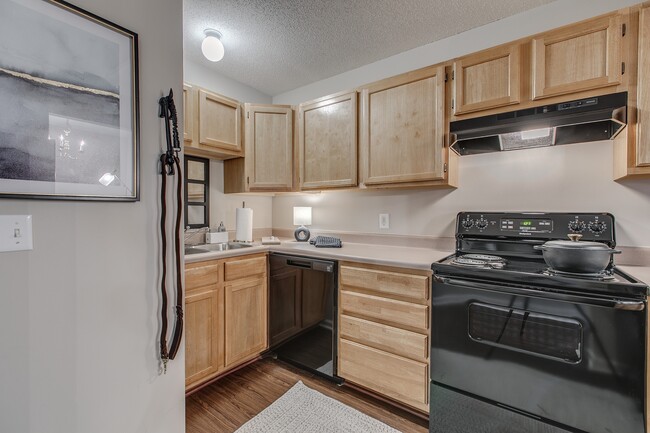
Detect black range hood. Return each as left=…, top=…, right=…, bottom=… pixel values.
left=450, top=92, right=627, bottom=156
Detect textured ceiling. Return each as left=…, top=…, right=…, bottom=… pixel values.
left=183, top=0, right=554, bottom=96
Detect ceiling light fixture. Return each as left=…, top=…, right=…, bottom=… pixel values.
left=201, top=29, right=224, bottom=62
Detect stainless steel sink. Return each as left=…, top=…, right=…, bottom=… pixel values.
left=184, top=242, right=253, bottom=255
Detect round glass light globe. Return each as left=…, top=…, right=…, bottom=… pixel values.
left=201, top=35, right=224, bottom=62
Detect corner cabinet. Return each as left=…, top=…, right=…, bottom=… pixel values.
left=531, top=14, right=623, bottom=100
left=452, top=44, right=521, bottom=115
left=183, top=84, right=243, bottom=160
left=185, top=253, right=268, bottom=392
left=298, top=91, right=358, bottom=190
left=337, top=262, right=432, bottom=413
left=224, top=104, right=294, bottom=193
left=359, top=65, right=456, bottom=189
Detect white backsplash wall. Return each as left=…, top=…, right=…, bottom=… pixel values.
left=273, top=140, right=650, bottom=248
left=209, top=160, right=273, bottom=232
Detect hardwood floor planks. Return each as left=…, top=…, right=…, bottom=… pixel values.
left=186, top=358, right=428, bottom=433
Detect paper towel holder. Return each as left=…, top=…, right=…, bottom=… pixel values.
left=293, top=207, right=312, bottom=242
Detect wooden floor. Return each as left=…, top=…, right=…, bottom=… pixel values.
left=186, top=358, right=429, bottom=433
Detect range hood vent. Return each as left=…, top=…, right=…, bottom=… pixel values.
left=450, top=92, right=627, bottom=156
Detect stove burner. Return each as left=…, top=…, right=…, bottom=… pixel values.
left=452, top=254, right=506, bottom=269
left=463, top=254, right=504, bottom=262
left=542, top=268, right=617, bottom=281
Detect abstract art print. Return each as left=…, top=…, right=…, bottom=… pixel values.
left=0, top=0, right=139, bottom=201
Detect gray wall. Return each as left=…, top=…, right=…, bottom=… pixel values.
left=272, top=0, right=650, bottom=248
left=0, top=0, right=185, bottom=432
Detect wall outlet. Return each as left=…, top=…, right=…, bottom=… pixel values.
left=379, top=213, right=390, bottom=229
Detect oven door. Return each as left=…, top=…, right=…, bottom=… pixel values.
left=430, top=275, right=646, bottom=433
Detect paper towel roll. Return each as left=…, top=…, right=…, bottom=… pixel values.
left=235, top=207, right=253, bottom=242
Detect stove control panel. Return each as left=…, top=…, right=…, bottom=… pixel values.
left=457, top=212, right=615, bottom=244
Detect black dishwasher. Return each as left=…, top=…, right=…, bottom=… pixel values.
left=269, top=253, right=341, bottom=382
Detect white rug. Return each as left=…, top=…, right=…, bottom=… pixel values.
left=234, top=381, right=401, bottom=433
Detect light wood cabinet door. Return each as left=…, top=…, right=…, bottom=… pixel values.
left=185, top=288, right=223, bottom=388
left=224, top=277, right=268, bottom=367
left=244, top=104, right=294, bottom=191
left=298, top=91, right=358, bottom=190
left=198, top=89, right=242, bottom=153
left=183, top=84, right=194, bottom=144
left=637, top=7, right=650, bottom=166
left=532, top=14, right=623, bottom=100
left=453, top=44, right=521, bottom=115
left=360, top=65, right=446, bottom=186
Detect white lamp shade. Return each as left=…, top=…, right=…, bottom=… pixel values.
left=201, top=34, right=224, bottom=62
left=293, top=207, right=312, bottom=226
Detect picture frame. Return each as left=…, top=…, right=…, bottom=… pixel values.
left=0, top=0, right=139, bottom=201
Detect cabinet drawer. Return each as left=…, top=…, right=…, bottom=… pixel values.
left=185, top=260, right=221, bottom=291
left=340, top=290, right=428, bottom=331
left=224, top=256, right=267, bottom=281
left=339, top=339, right=428, bottom=411
left=340, top=265, right=429, bottom=302
left=340, top=315, right=427, bottom=361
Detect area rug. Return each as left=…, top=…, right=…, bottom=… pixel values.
left=234, top=381, right=401, bottom=433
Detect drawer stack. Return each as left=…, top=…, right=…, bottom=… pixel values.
left=337, top=262, right=431, bottom=413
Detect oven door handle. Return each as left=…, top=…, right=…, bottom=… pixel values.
left=434, top=276, right=645, bottom=311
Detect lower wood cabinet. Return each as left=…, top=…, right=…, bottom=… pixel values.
left=185, top=253, right=268, bottom=391
left=337, top=261, right=431, bottom=413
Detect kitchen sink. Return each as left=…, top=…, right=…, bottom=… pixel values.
left=184, top=242, right=253, bottom=255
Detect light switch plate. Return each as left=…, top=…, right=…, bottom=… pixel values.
left=0, top=215, right=33, bottom=252
left=379, top=213, right=390, bottom=229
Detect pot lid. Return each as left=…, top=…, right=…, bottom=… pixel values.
left=543, top=234, right=612, bottom=251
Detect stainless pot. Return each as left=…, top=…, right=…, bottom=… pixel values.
left=534, top=234, right=621, bottom=274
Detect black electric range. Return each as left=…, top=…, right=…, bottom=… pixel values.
left=430, top=212, right=648, bottom=433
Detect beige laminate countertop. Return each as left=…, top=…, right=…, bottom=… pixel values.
left=617, top=265, right=650, bottom=286
left=184, top=240, right=452, bottom=271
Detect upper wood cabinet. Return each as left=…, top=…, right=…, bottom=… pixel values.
left=636, top=7, right=650, bottom=167
left=183, top=84, right=194, bottom=144
left=183, top=84, right=243, bottom=160
left=453, top=44, right=521, bottom=115
left=298, top=91, right=358, bottom=190
left=614, top=5, right=650, bottom=179
left=359, top=65, right=454, bottom=188
left=532, top=14, right=623, bottom=100
left=198, top=89, right=242, bottom=154
left=224, top=104, right=294, bottom=193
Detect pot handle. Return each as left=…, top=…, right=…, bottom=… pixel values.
left=533, top=245, right=546, bottom=250
left=612, top=249, right=622, bottom=254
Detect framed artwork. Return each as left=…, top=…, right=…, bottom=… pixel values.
left=0, top=0, right=139, bottom=201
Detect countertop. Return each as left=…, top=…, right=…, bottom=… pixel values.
left=184, top=240, right=452, bottom=271
left=618, top=265, right=650, bottom=285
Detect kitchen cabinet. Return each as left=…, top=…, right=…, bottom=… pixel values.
left=224, top=104, right=294, bottom=193
left=184, top=253, right=268, bottom=392
left=224, top=276, right=267, bottom=368
left=298, top=91, right=358, bottom=190
left=452, top=44, right=521, bottom=115
left=183, top=84, right=194, bottom=144
left=337, top=262, right=431, bottom=413
left=531, top=14, right=623, bottom=100
left=614, top=6, right=650, bottom=180
left=359, top=65, right=456, bottom=189
left=183, top=85, right=243, bottom=160
left=185, top=260, right=223, bottom=388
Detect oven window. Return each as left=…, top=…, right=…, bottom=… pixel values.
left=468, top=303, right=582, bottom=363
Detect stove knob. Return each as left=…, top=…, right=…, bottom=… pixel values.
left=476, top=219, right=488, bottom=229
left=568, top=220, right=586, bottom=233
left=462, top=219, right=474, bottom=229
left=588, top=221, right=606, bottom=234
